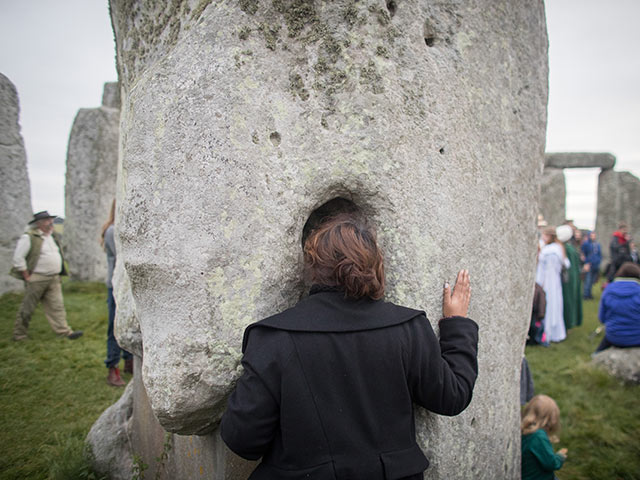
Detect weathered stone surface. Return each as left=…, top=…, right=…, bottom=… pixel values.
left=64, top=84, right=119, bottom=282
left=539, top=167, right=566, bottom=228
left=0, top=73, right=32, bottom=295
left=592, top=347, right=640, bottom=384
left=102, top=81, right=121, bottom=109
left=545, top=152, right=616, bottom=170
left=124, top=356, right=257, bottom=479
left=113, top=257, right=143, bottom=357
left=86, top=380, right=134, bottom=480
left=595, top=169, right=640, bottom=266
left=106, top=1, right=548, bottom=478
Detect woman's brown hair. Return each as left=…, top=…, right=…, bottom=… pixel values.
left=303, top=213, right=385, bottom=300
left=542, top=226, right=557, bottom=244
left=615, top=262, right=640, bottom=279
left=521, top=394, right=561, bottom=442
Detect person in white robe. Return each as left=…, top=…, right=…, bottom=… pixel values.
left=536, top=226, right=570, bottom=343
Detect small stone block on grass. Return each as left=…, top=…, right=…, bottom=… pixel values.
left=592, top=347, right=640, bottom=384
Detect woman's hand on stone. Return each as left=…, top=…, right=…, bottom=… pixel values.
left=442, top=269, right=471, bottom=318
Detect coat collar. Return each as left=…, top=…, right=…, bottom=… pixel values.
left=242, top=290, right=425, bottom=352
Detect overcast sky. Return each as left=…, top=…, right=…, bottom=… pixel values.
left=1, top=0, right=639, bottom=230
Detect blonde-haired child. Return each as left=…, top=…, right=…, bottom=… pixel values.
left=521, top=395, right=568, bottom=480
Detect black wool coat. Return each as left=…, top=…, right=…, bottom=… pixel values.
left=221, top=286, right=479, bottom=480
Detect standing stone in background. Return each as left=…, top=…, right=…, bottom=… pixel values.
left=102, top=1, right=548, bottom=478
left=596, top=169, right=640, bottom=266
left=539, top=166, right=566, bottom=227
left=0, top=73, right=33, bottom=295
left=64, top=82, right=120, bottom=282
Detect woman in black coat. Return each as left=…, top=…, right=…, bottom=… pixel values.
left=221, top=213, right=478, bottom=479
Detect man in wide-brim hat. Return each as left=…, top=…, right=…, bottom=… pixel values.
left=10, top=211, right=83, bottom=341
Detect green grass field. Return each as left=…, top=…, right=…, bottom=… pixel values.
left=0, top=280, right=638, bottom=479
left=525, top=283, right=640, bottom=480
left=0, top=281, right=126, bottom=480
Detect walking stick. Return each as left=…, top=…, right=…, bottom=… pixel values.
left=589, top=325, right=604, bottom=339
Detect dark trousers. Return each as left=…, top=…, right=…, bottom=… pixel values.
left=595, top=336, right=640, bottom=353
left=105, top=287, right=131, bottom=368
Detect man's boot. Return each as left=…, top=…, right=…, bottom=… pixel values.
left=107, top=367, right=126, bottom=387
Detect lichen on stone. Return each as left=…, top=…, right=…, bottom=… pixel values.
left=272, top=0, right=317, bottom=38
left=325, top=69, right=348, bottom=95
left=190, top=0, right=214, bottom=20
left=321, top=35, right=342, bottom=63
left=238, top=0, right=259, bottom=15
left=359, top=60, right=385, bottom=94
left=386, top=25, right=401, bottom=44
left=368, top=4, right=391, bottom=26
left=342, top=2, right=365, bottom=27
left=376, top=45, right=390, bottom=58
left=258, top=23, right=281, bottom=50
left=289, top=73, right=310, bottom=101
left=234, top=50, right=254, bottom=68
left=238, top=25, right=252, bottom=40
left=314, top=57, right=329, bottom=74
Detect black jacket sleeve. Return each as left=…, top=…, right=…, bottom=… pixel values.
left=406, top=315, right=478, bottom=416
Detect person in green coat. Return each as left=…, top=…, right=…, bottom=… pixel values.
left=557, top=225, right=583, bottom=330
left=521, top=395, right=567, bottom=480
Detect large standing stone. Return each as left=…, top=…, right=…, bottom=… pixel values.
left=104, top=1, right=548, bottom=478
left=595, top=169, right=640, bottom=266
left=64, top=82, right=120, bottom=282
left=539, top=166, right=566, bottom=228
left=0, top=73, right=32, bottom=295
